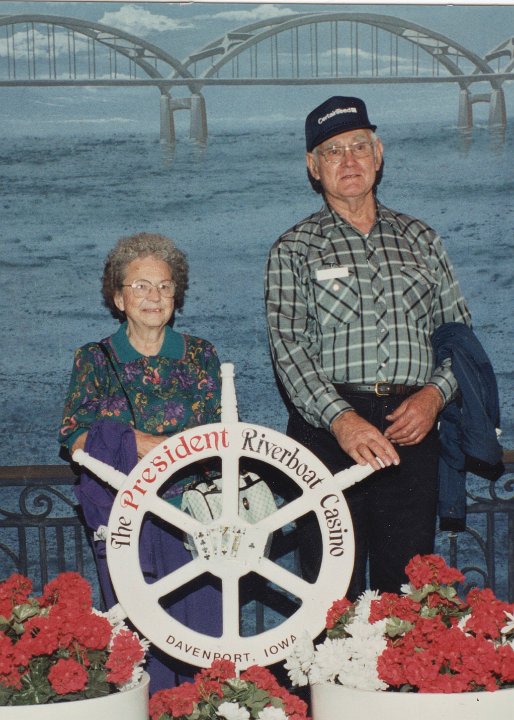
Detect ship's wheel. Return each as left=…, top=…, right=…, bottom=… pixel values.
left=73, top=364, right=375, bottom=670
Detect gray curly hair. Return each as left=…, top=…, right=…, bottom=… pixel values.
left=102, top=232, right=189, bottom=321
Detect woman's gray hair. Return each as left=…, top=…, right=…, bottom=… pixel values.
left=102, top=232, right=189, bottom=321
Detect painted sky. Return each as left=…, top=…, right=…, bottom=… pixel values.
left=1, top=2, right=512, bottom=59
left=1, top=2, right=513, bottom=136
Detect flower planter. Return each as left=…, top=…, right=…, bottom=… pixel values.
left=311, top=682, right=514, bottom=720
left=0, top=672, right=149, bottom=720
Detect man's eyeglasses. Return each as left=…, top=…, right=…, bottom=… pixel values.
left=317, top=141, right=374, bottom=163
left=122, top=279, right=175, bottom=298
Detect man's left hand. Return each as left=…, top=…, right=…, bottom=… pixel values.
left=384, top=386, right=444, bottom=446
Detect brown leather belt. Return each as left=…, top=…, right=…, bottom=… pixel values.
left=333, top=382, right=420, bottom=397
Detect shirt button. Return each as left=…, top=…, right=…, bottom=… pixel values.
left=332, top=283, right=340, bottom=291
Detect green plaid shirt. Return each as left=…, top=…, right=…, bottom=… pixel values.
left=265, top=202, right=471, bottom=431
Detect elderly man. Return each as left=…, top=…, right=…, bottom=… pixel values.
left=265, top=96, right=471, bottom=599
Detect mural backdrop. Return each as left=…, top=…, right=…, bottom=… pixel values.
left=1, top=2, right=513, bottom=466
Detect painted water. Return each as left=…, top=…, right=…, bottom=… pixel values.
left=1, top=112, right=512, bottom=465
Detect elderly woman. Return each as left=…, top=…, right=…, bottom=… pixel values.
left=59, top=232, right=221, bottom=692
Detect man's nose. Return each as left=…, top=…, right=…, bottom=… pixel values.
left=341, top=147, right=358, bottom=163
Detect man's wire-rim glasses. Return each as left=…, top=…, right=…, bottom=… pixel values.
left=317, top=141, right=375, bottom=163
left=122, top=279, right=175, bottom=298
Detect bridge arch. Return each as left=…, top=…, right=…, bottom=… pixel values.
left=0, top=12, right=510, bottom=143
left=0, top=14, right=206, bottom=142
left=183, top=11, right=506, bottom=131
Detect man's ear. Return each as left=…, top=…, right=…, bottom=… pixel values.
left=306, top=151, right=320, bottom=181
left=373, top=138, right=384, bottom=172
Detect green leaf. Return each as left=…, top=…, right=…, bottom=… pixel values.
left=385, top=617, right=413, bottom=638
left=12, top=601, right=41, bottom=624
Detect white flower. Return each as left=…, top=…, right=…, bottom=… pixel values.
left=217, top=701, right=250, bottom=720
left=501, top=611, right=514, bottom=635
left=308, top=637, right=350, bottom=685
left=353, top=589, right=381, bottom=623
left=107, top=602, right=129, bottom=626
left=257, top=707, right=287, bottom=720
left=284, top=631, right=315, bottom=686
left=286, top=596, right=389, bottom=692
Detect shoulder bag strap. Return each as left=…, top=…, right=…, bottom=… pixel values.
left=97, top=342, right=137, bottom=428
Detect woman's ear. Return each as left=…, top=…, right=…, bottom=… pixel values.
left=113, top=290, right=125, bottom=314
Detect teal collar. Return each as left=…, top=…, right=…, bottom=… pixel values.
left=110, top=322, right=185, bottom=361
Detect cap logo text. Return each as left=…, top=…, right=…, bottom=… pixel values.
left=318, top=107, right=357, bottom=125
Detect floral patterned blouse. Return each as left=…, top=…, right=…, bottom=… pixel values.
left=59, top=322, right=221, bottom=450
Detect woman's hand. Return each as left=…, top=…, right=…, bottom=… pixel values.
left=71, top=433, right=87, bottom=455
left=133, top=429, right=167, bottom=459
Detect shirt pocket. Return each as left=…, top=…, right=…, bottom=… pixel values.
left=312, top=271, right=361, bottom=327
left=401, top=264, right=437, bottom=321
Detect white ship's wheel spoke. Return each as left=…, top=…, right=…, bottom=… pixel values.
left=221, top=572, right=241, bottom=637
left=220, top=448, right=240, bottom=520
left=146, top=559, right=205, bottom=601
left=144, top=493, right=201, bottom=536
left=256, top=557, right=311, bottom=600
left=264, top=496, right=312, bottom=532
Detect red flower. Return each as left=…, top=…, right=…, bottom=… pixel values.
left=496, top=643, right=514, bottom=683
left=149, top=688, right=176, bottom=720
left=106, top=629, right=146, bottom=685
left=149, top=682, right=200, bottom=719
left=195, top=677, right=224, bottom=699
left=369, top=593, right=421, bottom=623
left=40, top=572, right=92, bottom=612
left=0, top=574, right=33, bottom=617
left=325, top=597, right=353, bottom=629
left=72, top=610, right=112, bottom=650
left=405, top=554, right=464, bottom=589
left=12, top=615, right=60, bottom=665
left=241, top=664, right=282, bottom=694
left=48, top=658, right=89, bottom=695
left=0, top=632, right=17, bottom=685
left=281, top=688, right=310, bottom=717
left=464, top=588, right=514, bottom=640
left=196, top=658, right=235, bottom=682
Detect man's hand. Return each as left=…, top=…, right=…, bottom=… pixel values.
left=331, top=411, right=400, bottom=471
left=384, top=385, right=443, bottom=446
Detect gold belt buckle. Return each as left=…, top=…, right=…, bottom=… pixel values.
left=374, top=382, right=391, bottom=396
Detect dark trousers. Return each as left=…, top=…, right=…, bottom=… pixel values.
left=287, top=394, right=440, bottom=601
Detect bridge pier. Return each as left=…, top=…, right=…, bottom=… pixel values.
left=189, top=93, right=208, bottom=145
left=160, top=92, right=208, bottom=145
left=488, top=88, right=507, bottom=129
left=160, top=92, right=175, bottom=144
left=457, top=89, right=472, bottom=130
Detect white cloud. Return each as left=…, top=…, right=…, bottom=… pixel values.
left=99, top=4, right=193, bottom=35
left=204, top=3, right=298, bottom=23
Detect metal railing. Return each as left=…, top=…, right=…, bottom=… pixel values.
left=1, top=459, right=513, bottom=601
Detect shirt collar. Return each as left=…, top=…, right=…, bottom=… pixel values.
left=110, top=322, right=185, bottom=362
left=323, top=200, right=386, bottom=236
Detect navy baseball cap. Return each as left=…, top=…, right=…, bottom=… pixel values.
left=305, top=96, right=377, bottom=152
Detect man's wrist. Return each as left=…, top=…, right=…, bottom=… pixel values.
left=424, top=382, right=446, bottom=410
left=330, top=408, right=356, bottom=435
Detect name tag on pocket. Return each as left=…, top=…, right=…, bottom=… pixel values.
left=316, top=266, right=350, bottom=281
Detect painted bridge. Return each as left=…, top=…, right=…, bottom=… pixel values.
left=0, top=11, right=513, bottom=143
